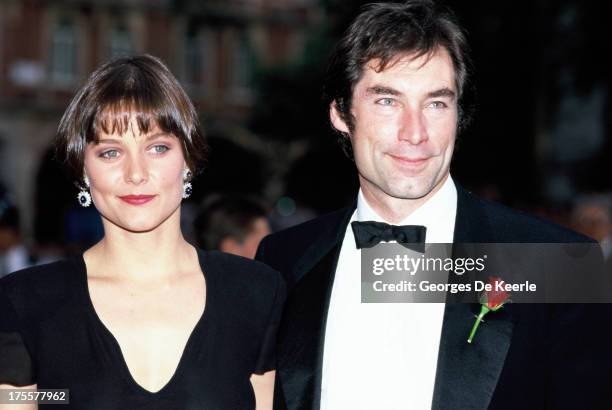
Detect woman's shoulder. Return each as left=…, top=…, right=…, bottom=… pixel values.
left=201, top=250, right=281, bottom=282
left=199, top=250, right=284, bottom=301
left=0, top=258, right=81, bottom=317
left=1, top=258, right=77, bottom=288
left=199, top=250, right=286, bottom=337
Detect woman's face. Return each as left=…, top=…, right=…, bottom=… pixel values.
left=83, top=116, right=187, bottom=233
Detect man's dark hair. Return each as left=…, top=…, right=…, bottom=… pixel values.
left=194, top=195, right=268, bottom=250
left=55, top=54, right=208, bottom=187
left=0, top=201, right=19, bottom=231
left=323, top=0, right=471, bottom=158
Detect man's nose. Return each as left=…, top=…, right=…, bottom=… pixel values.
left=124, top=153, right=149, bottom=185
left=398, top=107, right=429, bottom=144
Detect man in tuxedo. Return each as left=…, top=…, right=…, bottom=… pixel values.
left=256, top=1, right=611, bottom=409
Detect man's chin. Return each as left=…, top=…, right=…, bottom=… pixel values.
left=385, top=189, right=432, bottom=201
left=359, top=173, right=445, bottom=202
left=384, top=170, right=451, bottom=200
left=380, top=179, right=438, bottom=201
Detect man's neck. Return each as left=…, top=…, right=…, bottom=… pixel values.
left=359, top=174, right=449, bottom=224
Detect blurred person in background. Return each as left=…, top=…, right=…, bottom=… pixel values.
left=571, top=194, right=612, bottom=261
left=0, top=196, right=30, bottom=278
left=194, top=194, right=270, bottom=259
left=0, top=55, right=284, bottom=409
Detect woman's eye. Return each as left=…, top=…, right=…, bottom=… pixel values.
left=152, top=145, right=169, bottom=154
left=99, top=150, right=119, bottom=159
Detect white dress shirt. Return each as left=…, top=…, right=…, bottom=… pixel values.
left=320, top=176, right=458, bottom=410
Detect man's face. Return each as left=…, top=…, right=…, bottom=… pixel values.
left=331, top=47, right=458, bottom=204
left=572, top=204, right=612, bottom=242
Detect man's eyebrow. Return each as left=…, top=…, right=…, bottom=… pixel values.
left=427, top=88, right=456, bottom=100
left=365, top=86, right=402, bottom=96
left=364, top=86, right=456, bottom=100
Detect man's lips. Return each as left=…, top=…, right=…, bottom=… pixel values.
left=387, top=154, right=429, bottom=165
left=118, top=195, right=156, bottom=205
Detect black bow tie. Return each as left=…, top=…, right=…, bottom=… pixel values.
left=351, top=221, right=427, bottom=251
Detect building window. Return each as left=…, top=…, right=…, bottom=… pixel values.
left=184, top=25, right=216, bottom=95
left=229, top=33, right=251, bottom=95
left=109, top=22, right=133, bottom=58
left=185, top=28, right=203, bottom=85
left=50, top=17, right=77, bottom=84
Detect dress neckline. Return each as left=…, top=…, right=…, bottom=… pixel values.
left=73, top=248, right=211, bottom=396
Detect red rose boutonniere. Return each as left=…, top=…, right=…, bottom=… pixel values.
left=467, top=276, right=511, bottom=344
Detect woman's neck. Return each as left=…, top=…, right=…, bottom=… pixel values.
left=84, top=209, right=198, bottom=283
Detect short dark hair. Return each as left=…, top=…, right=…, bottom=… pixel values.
left=0, top=201, right=19, bottom=231
left=194, top=195, right=268, bottom=250
left=55, top=54, right=208, bottom=186
left=323, top=0, right=471, bottom=158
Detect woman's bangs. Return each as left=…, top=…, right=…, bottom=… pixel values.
left=91, top=101, right=164, bottom=141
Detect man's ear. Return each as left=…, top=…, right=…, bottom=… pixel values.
left=329, top=100, right=350, bottom=134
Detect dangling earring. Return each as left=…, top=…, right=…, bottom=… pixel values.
left=182, top=169, right=193, bottom=199
left=77, top=174, right=92, bottom=207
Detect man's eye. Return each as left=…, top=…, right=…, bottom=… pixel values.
left=152, top=145, right=169, bottom=154
left=429, top=101, right=447, bottom=109
left=99, top=150, right=119, bottom=159
left=376, top=98, right=395, bottom=106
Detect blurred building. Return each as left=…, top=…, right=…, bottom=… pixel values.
left=0, top=0, right=321, bottom=245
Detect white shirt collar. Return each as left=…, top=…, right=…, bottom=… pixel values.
left=355, top=175, right=457, bottom=243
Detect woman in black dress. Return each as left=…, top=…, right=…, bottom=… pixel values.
left=0, top=55, right=284, bottom=409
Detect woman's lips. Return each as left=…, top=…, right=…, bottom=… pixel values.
left=118, top=195, right=156, bottom=205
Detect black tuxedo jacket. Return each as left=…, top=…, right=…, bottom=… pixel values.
left=256, top=186, right=612, bottom=410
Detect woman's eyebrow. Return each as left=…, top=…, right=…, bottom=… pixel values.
left=95, top=138, right=122, bottom=145
left=95, top=132, right=171, bottom=145
left=145, top=132, right=172, bottom=141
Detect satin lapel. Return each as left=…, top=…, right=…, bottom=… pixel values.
left=277, top=206, right=354, bottom=410
left=432, top=186, right=515, bottom=410
left=432, top=303, right=514, bottom=410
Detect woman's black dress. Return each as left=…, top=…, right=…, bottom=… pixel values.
left=0, top=250, right=285, bottom=409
